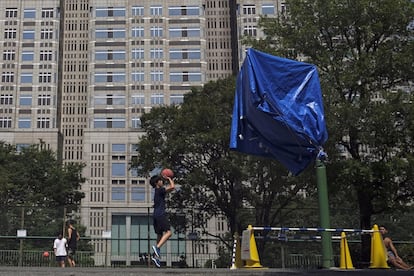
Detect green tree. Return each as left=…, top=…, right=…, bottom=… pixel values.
left=0, top=142, right=85, bottom=249
left=134, top=77, right=315, bottom=256
left=245, top=0, right=414, bottom=264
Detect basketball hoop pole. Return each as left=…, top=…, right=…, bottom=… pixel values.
left=316, top=159, right=334, bottom=268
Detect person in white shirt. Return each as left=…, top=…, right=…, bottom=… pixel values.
left=53, top=233, right=67, bottom=267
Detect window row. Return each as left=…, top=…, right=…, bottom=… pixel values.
left=4, top=29, right=55, bottom=39
left=4, top=8, right=55, bottom=18
left=95, top=27, right=201, bottom=39
left=95, top=48, right=201, bottom=61
left=94, top=71, right=202, bottom=83
left=96, top=6, right=200, bottom=17
left=1, top=117, right=54, bottom=129
left=111, top=186, right=147, bottom=201
left=240, top=4, right=277, bottom=15
left=1, top=72, right=54, bottom=83
left=1, top=94, right=53, bottom=106
left=3, top=50, right=53, bottom=61
left=93, top=94, right=184, bottom=106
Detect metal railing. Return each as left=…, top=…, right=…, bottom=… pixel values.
left=0, top=249, right=332, bottom=269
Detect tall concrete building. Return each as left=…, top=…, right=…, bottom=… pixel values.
left=0, top=0, right=284, bottom=266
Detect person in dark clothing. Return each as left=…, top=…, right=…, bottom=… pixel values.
left=67, top=220, right=80, bottom=267
left=149, top=174, right=175, bottom=268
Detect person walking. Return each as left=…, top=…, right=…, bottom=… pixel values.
left=67, top=220, right=80, bottom=267
left=53, top=232, right=67, bottom=268
left=149, top=174, right=175, bottom=268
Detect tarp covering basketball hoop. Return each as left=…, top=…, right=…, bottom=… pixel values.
left=230, top=48, right=328, bottom=175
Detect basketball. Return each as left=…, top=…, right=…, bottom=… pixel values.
left=43, top=251, right=49, bottom=257
left=161, top=168, right=174, bottom=178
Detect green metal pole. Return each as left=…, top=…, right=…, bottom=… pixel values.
left=316, top=159, right=334, bottom=268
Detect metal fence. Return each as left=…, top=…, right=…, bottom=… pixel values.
left=1, top=235, right=414, bottom=269
left=0, top=249, right=333, bottom=269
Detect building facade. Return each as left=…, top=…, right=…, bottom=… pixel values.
left=0, top=0, right=284, bottom=266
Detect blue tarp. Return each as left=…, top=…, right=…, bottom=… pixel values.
left=230, top=48, right=328, bottom=175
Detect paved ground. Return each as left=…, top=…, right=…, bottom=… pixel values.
left=0, top=267, right=412, bottom=276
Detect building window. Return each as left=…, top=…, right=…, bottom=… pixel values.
left=38, top=94, right=51, bottom=105
left=131, top=94, right=145, bottom=105
left=132, top=48, right=144, bottom=59
left=131, top=72, right=144, bottom=82
left=170, top=72, right=201, bottom=82
left=93, top=95, right=125, bottom=106
left=22, top=52, right=34, bottom=61
left=111, top=215, right=126, bottom=255
left=169, top=49, right=200, bottom=60
left=0, top=94, right=13, bottom=105
left=39, top=72, right=52, bottom=83
left=21, top=73, right=33, bottom=83
left=131, top=27, right=144, bottom=37
left=0, top=117, right=12, bottom=128
left=132, top=6, right=144, bottom=16
left=41, top=8, right=54, bottom=18
left=37, top=117, right=50, bottom=128
left=150, top=71, right=163, bottom=82
left=150, top=6, right=162, bottom=16
left=169, top=27, right=200, bottom=38
left=5, top=8, right=18, bottom=18
left=1, top=72, right=14, bottom=83
left=4, top=29, right=17, bottom=39
left=19, top=95, right=32, bottom=106
left=112, top=163, right=126, bottom=177
left=244, top=25, right=257, bottom=36
left=95, top=29, right=126, bottom=39
left=93, top=118, right=126, bottom=128
left=111, top=187, right=125, bottom=201
left=23, top=30, right=35, bottom=40
left=96, top=7, right=126, bottom=17
left=94, top=72, right=126, bottom=83
left=168, top=6, right=200, bottom=16
left=150, top=48, right=163, bottom=59
left=262, top=4, right=275, bottom=15
left=113, top=95, right=125, bottom=105
left=95, top=50, right=125, bottom=61
left=40, top=29, right=53, bottom=39
left=131, top=187, right=145, bottom=201
left=23, top=9, right=36, bottom=19
left=112, top=144, right=126, bottom=152
left=18, top=118, right=31, bottom=128
left=150, top=27, right=163, bottom=37
left=170, top=94, right=184, bottom=104
left=151, top=93, right=164, bottom=105
left=3, top=50, right=15, bottom=61
left=243, top=5, right=256, bottom=15
left=131, top=117, right=141, bottom=129
left=40, top=50, right=53, bottom=61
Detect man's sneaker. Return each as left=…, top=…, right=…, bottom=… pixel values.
left=152, top=245, right=161, bottom=258
left=151, top=256, right=161, bottom=268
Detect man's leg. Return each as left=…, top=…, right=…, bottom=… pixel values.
left=67, top=250, right=76, bottom=267
left=157, top=230, right=172, bottom=249
left=389, top=257, right=409, bottom=270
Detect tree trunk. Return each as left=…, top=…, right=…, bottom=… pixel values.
left=357, top=190, right=373, bottom=267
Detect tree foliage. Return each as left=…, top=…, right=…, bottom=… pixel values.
left=134, top=78, right=311, bottom=244
left=0, top=142, right=85, bottom=249
left=245, top=0, right=414, bottom=263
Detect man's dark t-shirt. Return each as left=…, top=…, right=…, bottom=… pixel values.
left=153, top=187, right=166, bottom=217
left=68, top=228, right=78, bottom=250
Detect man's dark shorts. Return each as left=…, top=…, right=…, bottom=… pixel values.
left=55, top=256, right=66, bottom=262
left=68, top=248, right=76, bottom=258
left=153, top=215, right=171, bottom=235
